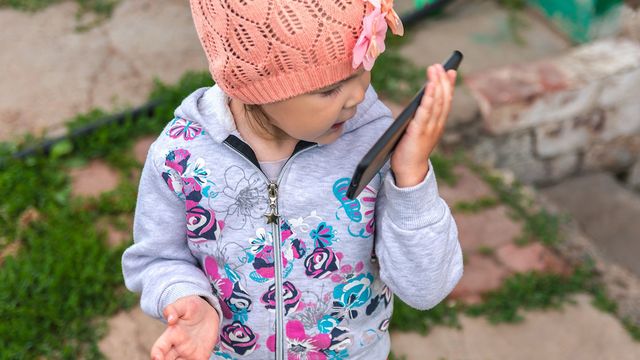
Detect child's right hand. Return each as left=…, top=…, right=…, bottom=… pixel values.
left=151, top=295, right=220, bottom=360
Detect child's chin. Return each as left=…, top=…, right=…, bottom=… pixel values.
left=315, top=129, right=343, bottom=145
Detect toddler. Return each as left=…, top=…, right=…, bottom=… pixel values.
left=122, top=0, right=463, bottom=359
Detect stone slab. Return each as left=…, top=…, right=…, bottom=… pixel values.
left=0, top=0, right=208, bottom=142
left=540, top=172, right=640, bottom=277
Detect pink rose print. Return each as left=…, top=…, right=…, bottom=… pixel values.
left=331, top=260, right=364, bottom=283
left=260, top=281, right=301, bottom=315
left=304, top=247, right=341, bottom=279
left=186, top=206, right=223, bottom=243
left=220, top=321, right=259, bottom=356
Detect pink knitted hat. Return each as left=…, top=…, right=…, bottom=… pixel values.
left=190, top=0, right=402, bottom=104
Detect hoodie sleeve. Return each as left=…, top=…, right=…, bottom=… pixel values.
left=121, top=141, right=223, bottom=325
left=374, top=160, right=463, bottom=310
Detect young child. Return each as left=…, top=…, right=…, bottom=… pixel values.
left=122, top=1, right=463, bottom=359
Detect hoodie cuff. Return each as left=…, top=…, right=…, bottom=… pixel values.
left=159, top=282, right=223, bottom=326
left=383, top=159, right=446, bottom=230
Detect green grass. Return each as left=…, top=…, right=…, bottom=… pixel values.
left=464, top=266, right=592, bottom=323
left=391, top=297, right=462, bottom=335
left=0, top=0, right=118, bottom=15
left=453, top=196, right=500, bottom=213
left=0, top=71, right=214, bottom=359
left=0, top=0, right=121, bottom=31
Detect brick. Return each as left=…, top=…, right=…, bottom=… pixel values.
left=449, top=254, right=509, bottom=302
left=133, top=136, right=155, bottom=164
left=496, top=242, right=570, bottom=275
left=439, top=165, right=494, bottom=205
left=69, top=159, right=120, bottom=197
left=454, top=205, right=523, bottom=253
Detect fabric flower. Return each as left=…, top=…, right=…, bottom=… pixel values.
left=304, top=247, right=340, bottom=279
left=204, top=256, right=234, bottom=319
left=164, top=149, right=191, bottom=174
left=332, top=273, right=374, bottom=319
left=317, top=315, right=340, bottom=334
left=167, top=117, right=204, bottom=141
left=220, top=166, right=268, bottom=230
left=186, top=205, right=222, bottom=243
left=330, top=260, right=364, bottom=283
left=267, top=320, right=331, bottom=359
left=352, top=7, right=387, bottom=71
left=310, top=222, right=335, bottom=248
left=261, top=281, right=301, bottom=315
left=352, top=0, right=404, bottom=70
left=220, top=321, right=259, bottom=356
left=371, top=0, right=405, bottom=36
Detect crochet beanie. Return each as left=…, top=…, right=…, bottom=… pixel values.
left=190, top=0, right=367, bottom=104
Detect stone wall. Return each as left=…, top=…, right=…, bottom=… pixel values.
left=462, top=37, right=640, bottom=187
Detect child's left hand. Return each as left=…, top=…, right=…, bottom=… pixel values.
left=390, top=63, right=457, bottom=188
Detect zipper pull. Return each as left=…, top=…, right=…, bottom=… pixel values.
left=264, top=182, right=279, bottom=224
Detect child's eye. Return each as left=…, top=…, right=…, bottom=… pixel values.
left=320, top=85, right=343, bottom=97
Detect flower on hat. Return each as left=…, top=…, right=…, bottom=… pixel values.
left=352, top=0, right=405, bottom=70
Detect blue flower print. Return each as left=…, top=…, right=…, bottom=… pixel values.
left=332, top=273, right=374, bottom=320
left=310, top=222, right=336, bottom=248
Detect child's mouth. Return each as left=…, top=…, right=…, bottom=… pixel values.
left=331, top=122, right=345, bottom=130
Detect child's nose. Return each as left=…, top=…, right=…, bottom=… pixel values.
left=344, top=83, right=367, bottom=109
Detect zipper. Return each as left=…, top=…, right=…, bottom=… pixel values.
left=266, top=181, right=284, bottom=360
left=223, top=137, right=317, bottom=359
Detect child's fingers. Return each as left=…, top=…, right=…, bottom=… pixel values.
left=437, top=65, right=453, bottom=126
left=165, top=348, right=180, bottom=360
left=447, top=69, right=457, bottom=87
left=415, top=88, right=434, bottom=126
left=151, top=330, right=173, bottom=360
left=431, top=67, right=444, bottom=122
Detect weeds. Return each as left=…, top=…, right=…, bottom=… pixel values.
left=453, top=196, right=500, bottom=213
left=0, top=0, right=121, bottom=31
left=0, top=71, right=213, bottom=359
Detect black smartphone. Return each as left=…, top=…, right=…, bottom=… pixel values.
left=346, top=50, right=463, bottom=200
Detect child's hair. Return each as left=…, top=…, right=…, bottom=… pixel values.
left=189, top=1, right=367, bottom=104
left=242, top=104, right=288, bottom=141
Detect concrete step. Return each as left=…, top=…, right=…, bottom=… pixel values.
left=391, top=294, right=640, bottom=360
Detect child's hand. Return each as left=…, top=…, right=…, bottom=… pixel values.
left=390, top=63, right=457, bottom=187
left=151, top=295, right=220, bottom=360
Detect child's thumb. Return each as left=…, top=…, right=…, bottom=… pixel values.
left=163, top=303, right=179, bottom=325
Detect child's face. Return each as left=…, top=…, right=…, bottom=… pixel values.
left=260, top=67, right=371, bottom=145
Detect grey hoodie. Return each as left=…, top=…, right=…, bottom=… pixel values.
left=122, top=84, right=463, bottom=360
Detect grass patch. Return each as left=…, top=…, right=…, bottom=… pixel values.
left=391, top=296, right=462, bottom=335
left=0, top=0, right=119, bottom=15
left=464, top=266, right=592, bottom=323
left=453, top=196, right=500, bottom=213
left=0, top=71, right=213, bottom=359
left=477, top=245, right=495, bottom=257
left=0, top=0, right=121, bottom=31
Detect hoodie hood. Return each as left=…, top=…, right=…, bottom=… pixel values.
left=174, top=84, right=387, bottom=144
